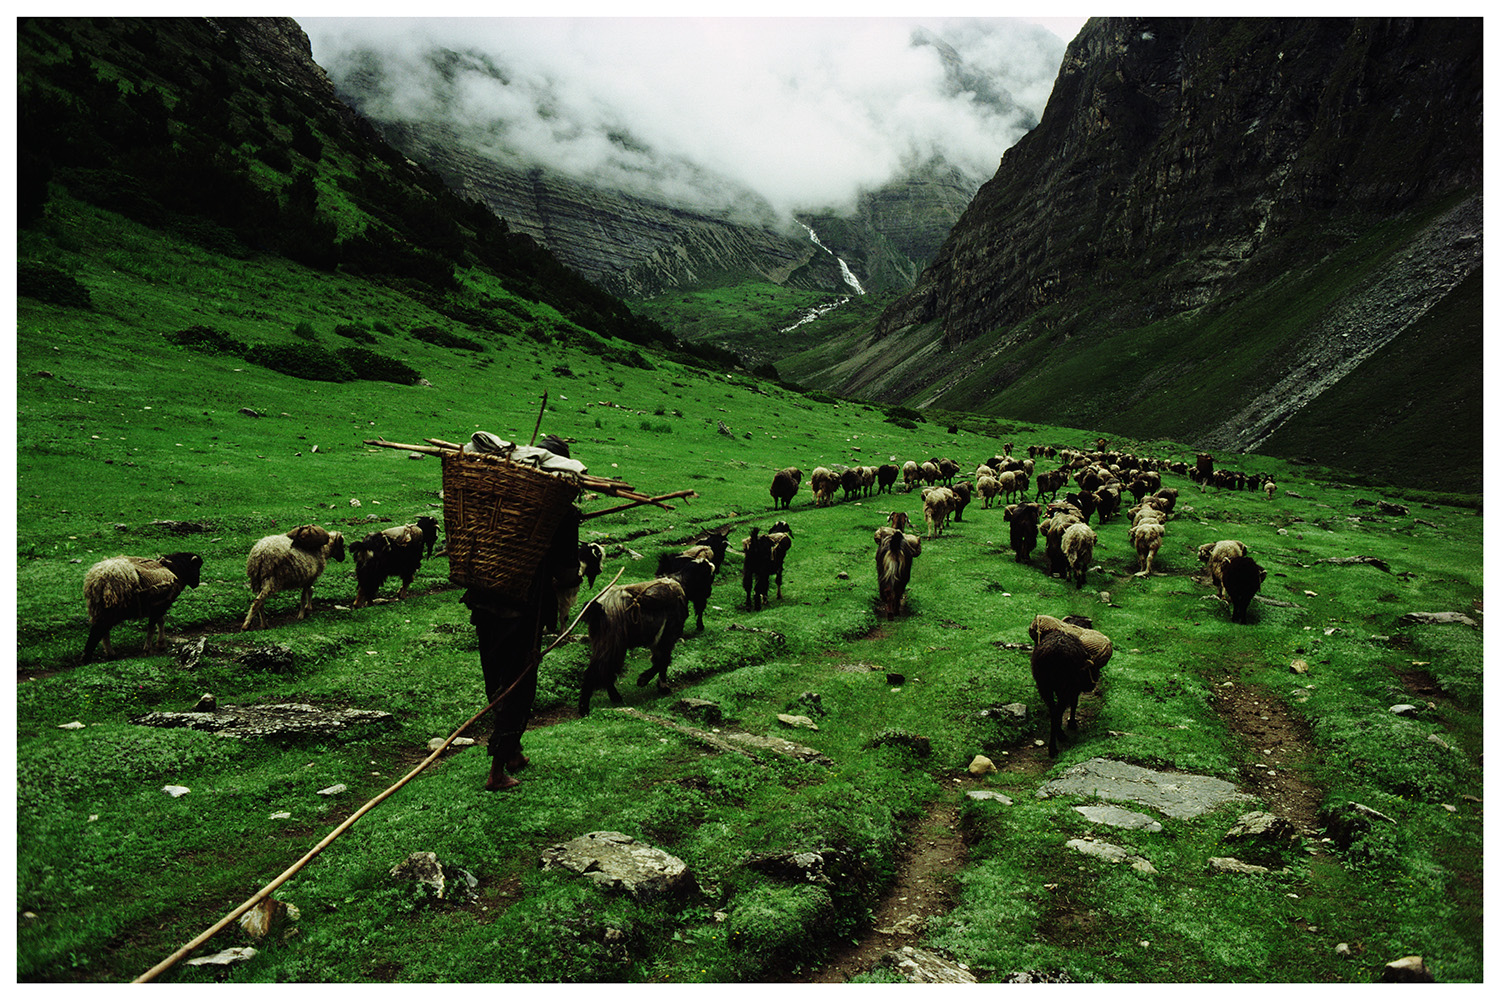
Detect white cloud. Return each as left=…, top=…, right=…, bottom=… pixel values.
left=300, top=17, right=1067, bottom=218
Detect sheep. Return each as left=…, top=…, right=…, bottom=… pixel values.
left=977, top=474, right=1001, bottom=508
left=1060, top=521, right=1097, bottom=589
left=578, top=577, right=688, bottom=715
left=1005, top=502, right=1042, bottom=563
left=1028, top=613, right=1114, bottom=673
left=1040, top=503, right=1083, bottom=578
left=811, top=467, right=839, bottom=506
left=901, top=460, right=921, bottom=492
left=349, top=523, right=425, bottom=607
left=949, top=481, right=973, bottom=522
left=1128, top=521, right=1165, bottom=576
left=1031, top=628, right=1099, bottom=757
left=876, top=464, right=899, bottom=494
left=655, top=552, right=717, bottom=632
left=82, top=552, right=203, bottom=660
left=998, top=469, right=1018, bottom=504
left=840, top=467, right=864, bottom=501
left=415, top=515, right=440, bottom=557
left=921, top=486, right=956, bottom=537
left=1222, top=555, right=1267, bottom=623
left=1198, top=540, right=1249, bottom=599
left=770, top=467, right=802, bottom=510
left=873, top=526, right=922, bottom=620
left=1093, top=482, right=1122, bottom=523
left=766, top=520, right=793, bottom=600
left=241, top=526, right=346, bottom=630
left=742, top=526, right=775, bottom=610
left=920, top=460, right=940, bottom=486
left=858, top=466, right=877, bottom=497
left=1264, top=479, right=1278, bottom=501
left=936, top=457, right=960, bottom=484
left=1035, top=469, right=1066, bottom=501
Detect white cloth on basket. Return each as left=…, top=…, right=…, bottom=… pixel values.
left=463, top=431, right=587, bottom=475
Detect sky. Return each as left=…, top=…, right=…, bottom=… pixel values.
left=298, top=16, right=1078, bottom=221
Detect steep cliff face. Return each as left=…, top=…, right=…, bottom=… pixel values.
left=877, top=17, right=1482, bottom=345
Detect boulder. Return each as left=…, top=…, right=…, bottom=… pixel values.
left=540, top=831, right=696, bottom=900
left=880, top=945, right=976, bottom=984
left=1224, top=810, right=1296, bottom=843
left=1381, top=955, right=1434, bottom=983
left=1038, top=758, right=1252, bottom=820
left=390, top=851, right=480, bottom=906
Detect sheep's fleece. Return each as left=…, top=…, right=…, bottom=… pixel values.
left=464, top=431, right=587, bottom=475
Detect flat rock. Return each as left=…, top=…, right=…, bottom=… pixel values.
left=185, top=947, right=257, bottom=967
left=880, top=945, right=976, bottom=984
left=1038, top=758, right=1251, bottom=819
left=1073, top=804, right=1163, bottom=832
left=722, top=731, right=833, bottom=766
left=1225, top=810, right=1296, bottom=842
left=540, top=831, right=696, bottom=900
left=1397, top=611, right=1480, bottom=628
left=966, top=790, right=1014, bottom=805
left=131, top=703, right=395, bottom=739
left=1209, top=856, right=1272, bottom=874
left=1381, top=955, right=1435, bottom=983
left=1066, top=837, right=1158, bottom=874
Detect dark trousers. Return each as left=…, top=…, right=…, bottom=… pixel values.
left=470, top=607, right=542, bottom=761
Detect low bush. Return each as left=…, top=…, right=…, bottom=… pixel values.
left=243, top=341, right=356, bottom=382
left=334, top=323, right=376, bottom=344
left=336, top=346, right=421, bottom=385
left=412, top=325, right=485, bottom=352
left=164, top=324, right=246, bottom=355
left=17, top=262, right=91, bottom=308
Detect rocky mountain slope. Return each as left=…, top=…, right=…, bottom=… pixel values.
left=781, top=17, right=1482, bottom=487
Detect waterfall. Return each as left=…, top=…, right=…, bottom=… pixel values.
left=796, top=221, right=865, bottom=296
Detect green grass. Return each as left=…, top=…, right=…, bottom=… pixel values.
left=16, top=168, right=1484, bottom=985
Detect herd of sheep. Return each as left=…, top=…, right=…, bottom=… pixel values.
left=79, top=438, right=1273, bottom=756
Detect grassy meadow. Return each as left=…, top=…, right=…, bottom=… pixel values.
left=14, top=195, right=1485, bottom=983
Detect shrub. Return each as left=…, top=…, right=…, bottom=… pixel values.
left=164, top=325, right=246, bottom=355
left=292, top=320, right=319, bottom=341
left=334, top=324, right=376, bottom=344
left=411, top=325, right=485, bottom=352
left=336, top=346, right=420, bottom=385
left=17, top=262, right=91, bottom=308
left=243, top=341, right=355, bottom=382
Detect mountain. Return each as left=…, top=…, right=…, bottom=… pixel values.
left=779, top=17, right=1482, bottom=491
left=304, top=23, right=1056, bottom=301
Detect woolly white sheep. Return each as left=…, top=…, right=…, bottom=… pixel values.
left=83, top=552, right=203, bottom=660
left=241, top=525, right=347, bottom=630
left=1060, top=521, right=1097, bottom=589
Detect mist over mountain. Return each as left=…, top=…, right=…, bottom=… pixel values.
left=300, top=17, right=1064, bottom=222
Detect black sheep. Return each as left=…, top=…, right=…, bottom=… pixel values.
left=1006, top=502, right=1042, bottom=563
left=578, top=578, right=688, bottom=715
left=655, top=552, right=717, bottom=632
left=1222, top=555, right=1267, bottom=623
left=742, top=527, right=774, bottom=610
left=350, top=523, right=424, bottom=607
left=1031, top=628, right=1100, bottom=757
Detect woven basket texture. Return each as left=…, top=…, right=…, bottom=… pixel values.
left=441, top=452, right=579, bottom=600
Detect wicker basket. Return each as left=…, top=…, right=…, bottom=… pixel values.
left=441, top=450, right=580, bottom=601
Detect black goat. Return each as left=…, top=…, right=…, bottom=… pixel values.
left=873, top=526, right=921, bottom=620
left=742, top=527, right=774, bottom=610
left=1222, top=555, right=1267, bottom=624
left=416, top=515, right=440, bottom=558
left=1031, top=628, right=1100, bottom=756
left=578, top=578, right=688, bottom=716
left=349, top=523, right=424, bottom=607
left=655, top=552, right=717, bottom=631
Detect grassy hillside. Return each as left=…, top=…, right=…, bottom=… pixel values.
left=15, top=188, right=1484, bottom=983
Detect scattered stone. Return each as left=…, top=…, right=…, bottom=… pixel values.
left=162, top=785, right=190, bottom=798
left=776, top=713, right=819, bottom=731
left=1319, top=555, right=1392, bottom=572
left=876, top=914, right=925, bottom=936
left=797, top=691, right=826, bottom=716
left=192, top=693, right=217, bottom=713
left=1002, top=969, right=1077, bottom=983
left=1290, top=659, right=1310, bottom=674
left=237, top=897, right=299, bottom=940
left=238, top=408, right=263, bottom=418
left=390, top=851, right=479, bottom=906
left=967, top=755, right=997, bottom=776
left=836, top=571, right=849, bottom=580
left=1038, top=758, right=1253, bottom=820
left=1335, top=942, right=1352, bottom=957
left=743, top=848, right=848, bottom=886
left=316, top=784, right=347, bottom=797
left=885, top=672, right=905, bottom=685
left=236, top=644, right=298, bottom=673
left=673, top=698, right=723, bottom=725
left=269, top=811, right=292, bottom=820
left=1225, top=810, right=1296, bottom=843
left=967, top=790, right=1014, bottom=805
left=1389, top=703, right=1419, bottom=715
left=408, top=452, right=426, bottom=460
left=721, top=730, right=833, bottom=766
left=57, top=721, right=85, bottom=730
left=1427, top=734, right=1454, bottom=752
left=540, top=831, right=696, bottom=900
left=1377, top=501, right=1410, bottom=516
left=1208, top=856, right=1272, bottom=874
left=185, top=947, right=257, bottom=967
left=1065, top=838, right=1157, bottom=873
left=131, top=702, right=394, bottom=739
left=1074, top=805, right=1163, bottom=832
left=147, top=519, right=210, bottom=535
left=1397, top=611, right=1480, bottom=628
left=880, top=945, right=976, bottom=984
left=1381, top=955, right=1434, bottom=983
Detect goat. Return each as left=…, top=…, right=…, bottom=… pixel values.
left=349, top=523, right=425, bottom=607
left=1005, top=502, right=1042, bottom=563
left=1061, top=522, right=1097, bottom=589
left=766, top=520, right=793, bottom=600
left=82, top=552, right=203, bottom=660
left=1198, top=540, right=1249, bottom=599
left=742, top=526, right=775, bottom=610
left=873, top=525, right=922, bottom=620
left=901, top=461, right=921, bottom=492
left=1031, top=628, right=1099, bottom=757
left=1222, top=555, right=1267, bottom=623
left=556, top=541, right=607, bottom=631
left=876, top=463, right=899, bottom=494
left=415, top=515, right=440, bottom=557
left=578, top=578, right=688, bottom=715
left=770, top=467, right=802, bottom=510
left=242, top=526, right=346, bottom=630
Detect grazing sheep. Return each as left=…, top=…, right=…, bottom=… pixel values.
left=241, top=526, right=346, bottom=631
left=770, top=467, right=802, bottom=510
left=1222, top=555, right=1267, bottom=623
left=1198, top=540, right=1249, bottom=598
left=950, top=481, right=973, bottom=521
left=350, top=523, right=425, bottom=607
left=840, top=467, right=864, bottom=501
left=977, top=475, right=1001, bottom=508
left=1029, top=613, right=1114, bottom=673
left=936, top=457, right=960, bottom=484
left=655, top=552, right=717, bottom=632
left=1264, top=479, right=1278, bottom=501
left=876, top=464, right=899, bottom=494
left=578, top=577, right=688, bottom=715
left=998, top=470, right=1019, bottom=504
left=811, top=467, right=839, bottom=506
left=82, top=552, right=203, bottom=660
left=1060, top=521, right=1097, bottom=589
left=766, top=520, right=793, bottom=599
left=1128, top=521, right=1165, bottom=576
left=1035, top=469, right=1066, bottom=501
left=1040, top=503, right=1084, bottom=578
left=415, top=515, right=440, bottom=557
left=1005, top=502, right=1042, bottom=563
left=1031, top=629, right=1099, bottom=757
left=1093, top=483, right=1122, bottom=523
left=920, top=460, right=940, bottom=486
left=742, top=527, right=775, bottom=610
left=901, top=460, right=921, bottom=492
left=873, top=525, right=922, bottom=620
